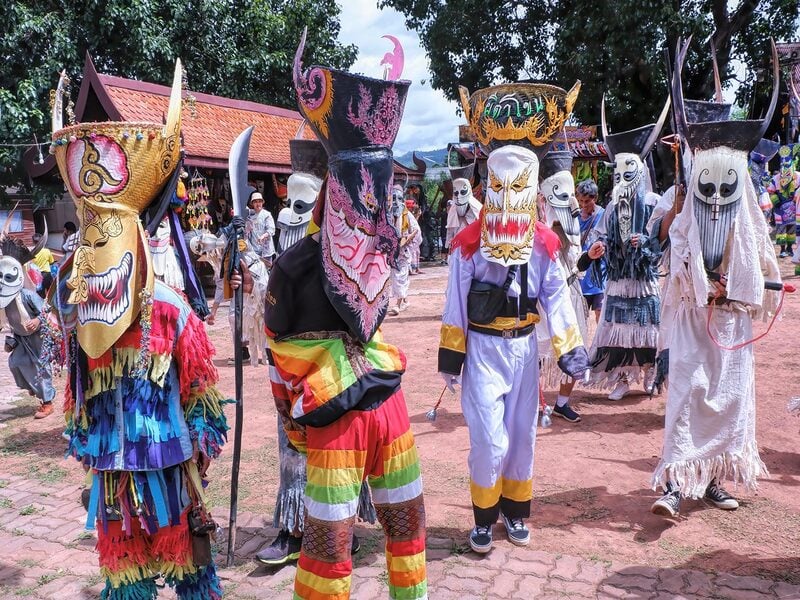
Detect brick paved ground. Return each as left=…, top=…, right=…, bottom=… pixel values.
left=1, top=471, right=799, bottom=599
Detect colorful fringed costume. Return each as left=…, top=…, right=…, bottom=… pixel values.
left=262, top=35, right=426, bottom=599
left=768, top=144, right=800, bottom=256
left=48, top=62, right=229, bottom=599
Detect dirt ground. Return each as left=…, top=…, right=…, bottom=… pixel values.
left=1, top=254, right=799, bottom=587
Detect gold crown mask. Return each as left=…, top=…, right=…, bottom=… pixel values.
left=50, top=61, right=183, bottom=358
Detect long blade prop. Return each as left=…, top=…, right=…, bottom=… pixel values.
left=226, top=125, right=254, bottom=567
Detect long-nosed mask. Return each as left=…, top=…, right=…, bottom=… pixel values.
left=50, top=62, right=182, bottom=358
left=482, top=146, right=539, bottom=266
left=539, top=171, right=580, bottom=241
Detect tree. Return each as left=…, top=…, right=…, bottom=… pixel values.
left=0, top=0, right=357, bottom=205
left=380, top=0, right=799, bottom=130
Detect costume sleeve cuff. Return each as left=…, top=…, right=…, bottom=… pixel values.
left=557, top=346, right=590, bottom=378
left=185, top=386, right=232, bottom=460
left=438, top=348, right=465, bottom=375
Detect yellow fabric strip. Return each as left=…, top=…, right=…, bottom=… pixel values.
left=439, top=324, right=466, bottom=353
left=501, top=476, right=533, bottom=502
left=470, top=478, right=502, bottom=509
left=551, top=323, right=583, bottom=359
left=306, top=465, right=363, bottom=488
left=469, top=312, right=540, bottom=331
left=389, top=551, right=426, bottom=573
left=306, top=448, right=367, bottom=470
left=295, top=565, right=352, bottom=596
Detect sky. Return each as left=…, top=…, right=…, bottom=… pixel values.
left=337, top=1, right=462, bottom=155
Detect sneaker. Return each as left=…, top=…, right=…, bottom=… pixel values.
left=255, top=530, right=302, bottom=565
left=704, top=482, right=739, bottom=510
left=501, top=514, right=530, bottom=546
left=779, top=250, right=789, bottom=258
left=388, top=306, right=400, bottom=316
left=399, top=300, right=410, bottom=312
left=552, top=403, right=581, bottom=423
left=650, top=490, right=681, bottom=517
left=351, top=534, right=360, bottom=555
left=226, top=347, right=251, bottom=366
left=468, top=525, right=493, bottom=554
left=608, top=381, right=630, bottom=401
left=34, top=402, right=54, bottom=419
left=643, top=368, right=656, bottom=395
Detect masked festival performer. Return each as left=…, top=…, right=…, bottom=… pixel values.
left=0, top=218, right=56, bottom=418
left=276, top=140, right=324, bottom=254
left=388, top=185, right=422, bottom=315
left=445, top=160, right=482, bottom=250
left=650, top=41, right=782, bottom=518
left=748, top=138, right=780, bottom=220
left=439, top=81, right=589, bottom=554
left=149, top=216, right=186, bottom=291
left=536, top=150, right=588, bottom=423
left=256, top=139, right=377, bottom=566
left=768, top=144, right=800, bottom=257
left=582, top=96, right=670, bottom=401
left=259, top=34, right=427, bottom=599
left=48, top=63, right=229, bottom=599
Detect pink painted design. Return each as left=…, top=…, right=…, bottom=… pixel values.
left=297, top=67, right=328, bottom=111
left=66, top=136, right=129, bottom=198
left=347, top=84, right=404, bottom=147
left=321, top=171, right=391, bottom=340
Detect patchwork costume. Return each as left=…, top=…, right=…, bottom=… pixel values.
left=767, top=145, right=800, bottom=257
left=585, top=97, right=670, bottom=395
left=651, top=41, right=782, bottom=516
left=263, top=36, right=427, bottom=599
left=258, top=140, right=376, bottom=566
left=49, top=64, right=229, bottom=599
left=440, top=82, right=589, bottom=551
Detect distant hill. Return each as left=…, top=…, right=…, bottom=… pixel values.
left=395, top=148, right=449, bottom=168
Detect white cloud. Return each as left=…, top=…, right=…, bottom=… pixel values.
left=337, top=0, right=463, bottom=154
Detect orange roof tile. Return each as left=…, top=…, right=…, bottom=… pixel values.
left=98, top=74, right=314, bottom=174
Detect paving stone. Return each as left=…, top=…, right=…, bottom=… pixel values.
left=487, top=571, right=521, bottom=598
left=516, top=574, right=548, bottom=597
left=773, top=582, right=800, bottom=599
left=437, top=573, right=491, bottom=594
left=714, top=588, right=775, bottom=600
left=426, top=535, right=452, bottom=549
left=596, top=584, right=648, bottom=599
left=716, top=574, right=776, bottom=594
left=656, top=568, right=687, bottom=595
left=545, top=577, right=598, bottom=598
left=684, top=571, right=716, bottom=597
left=551, top=553, right=584, bottom=580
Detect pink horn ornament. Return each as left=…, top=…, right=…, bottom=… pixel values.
left=380, top=35, right=405, bottom=80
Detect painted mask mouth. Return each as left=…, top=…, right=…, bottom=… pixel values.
left=484, top=211, right=533, bottom=244
left=77, top=251, right=132, bottom=325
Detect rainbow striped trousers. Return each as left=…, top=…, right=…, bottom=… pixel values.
left=294, top=390, right=427, bottom=599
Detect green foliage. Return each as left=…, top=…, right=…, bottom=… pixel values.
left=0, top=0, right=357, bottom=205
left=381, top=0, right=799, bottom=129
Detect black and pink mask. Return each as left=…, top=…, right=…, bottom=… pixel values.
left=293, top=32, right=410, bottom=342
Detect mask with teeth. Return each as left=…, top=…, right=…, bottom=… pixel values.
left=538, top=151, right=580, bottom=242
left=482, top=146, right=539, bottom=266
left=50, top=62, right=183, bottom=358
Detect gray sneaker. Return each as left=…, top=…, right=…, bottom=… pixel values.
left=501, top=513, right=530, bottom=546
left=704, top=482, right=739, bottom=510
left=469, top=525, right=493, bottom=554
left=651, top=490, right=681, bottom=517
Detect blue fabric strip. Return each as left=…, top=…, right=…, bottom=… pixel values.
left=85, top=472, right=100, bottom=530
left=146, top=471, right=170, bottom=528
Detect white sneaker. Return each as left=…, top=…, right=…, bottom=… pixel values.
left=388, top=306, right=400, bottom=316
left=608, top=381, right=630, bottom=401
left=643, top=368, right=656, bottom=394
left=398, top=300, right=410, bottom=312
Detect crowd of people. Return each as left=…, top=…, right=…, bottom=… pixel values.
left=1, top=32, right=799, bottom=600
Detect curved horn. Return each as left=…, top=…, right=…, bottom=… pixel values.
left=412, top=151, right=427, bottom=174
left=51, top=70, right=67, bottom=134
left=641, top=94, right=672, bottom=159
left=293, top=27, right=309, bottom=92
left=565, top=80, right=581, bottom=115
left=163, top=59, right=183, bottom=138
left=294, top=119, right=307, bottom=140
left=756, top=38, right=780, bottom=142
left=600, top=94, right=613, bottom=161
left=672, top=36, right=690, bottom=145
left=1, top=202, right=21, bottom=243
left=29, top=219, right=48, bottom=257
left=458, top=85, right=472, bottom=123
left=710, top=38, right=723, bottom=103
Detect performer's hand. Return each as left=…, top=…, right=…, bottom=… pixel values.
left=192, top=440, right=210, bottom=478
left=206, top=312, right=216, bottom=326
left=588, top=241, right=605, bottom=259
left=709, top=275, right=727, bottom=299
left=229, top=269, right=242, bottom=290
left=23, top=318, right=40, bottom=333
left=440, top=372, right=461, bottom=394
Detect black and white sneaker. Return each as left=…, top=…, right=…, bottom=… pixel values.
left=650, top=490, right=681, bottom=517
left=552, top=403, right=581, bottom=423
left=501, top=514, right=530, bottom=546
left=704, top=482, right=739, bottom=510
left=469, top=525, right=493, bottom=554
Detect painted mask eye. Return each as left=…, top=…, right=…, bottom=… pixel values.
left=719, top=170, right=738, bottom=198
left=698, top=182, right=716, bottom=197
left=488, top=170, right=503, bottom=193
left=510, top=168, right=530, bottom=193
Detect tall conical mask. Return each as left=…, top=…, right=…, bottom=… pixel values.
left=50, top=61, right=183, bottom=358
left=293, top=30, right=410, bottom=342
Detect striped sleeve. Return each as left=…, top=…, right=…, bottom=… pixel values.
left=438, top=248, right=473, bottom=375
